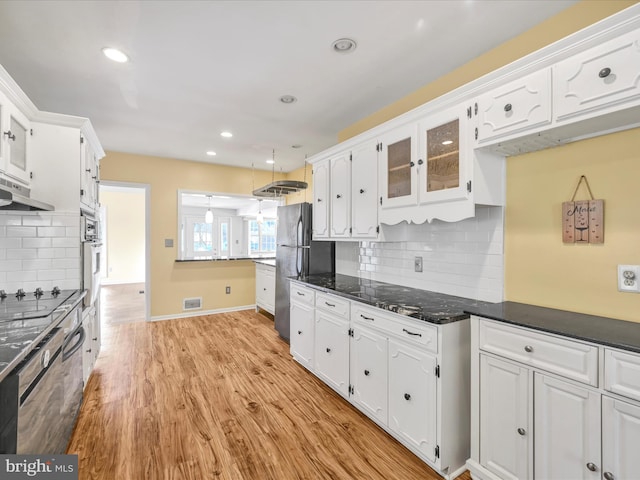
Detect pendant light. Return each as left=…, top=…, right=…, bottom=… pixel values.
left=256, top=199, right=264, bottom=224
left=205, top=195, right=213, bottom=224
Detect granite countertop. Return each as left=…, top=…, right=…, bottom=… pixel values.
left=176, top=256, right=276, bottom=263
left=0, top=290, right=86, bottom=383
left=465, top=301, right=640, bottom=354
left=254, top=259, right=276, bottom=267
left=292, top=273, right=494, bottom=325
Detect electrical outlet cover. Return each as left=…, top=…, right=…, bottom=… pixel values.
left=618, top=265, right=640, bottom=293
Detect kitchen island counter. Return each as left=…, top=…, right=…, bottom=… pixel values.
left=292, top=273, right=494, bottom=325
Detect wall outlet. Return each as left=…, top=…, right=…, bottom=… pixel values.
left=225, top=286, right=231, bottom=294
left=618, top=265, right=640, bottom=293
left=414, top=256, right=423, bottom=273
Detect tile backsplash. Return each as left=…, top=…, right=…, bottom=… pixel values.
left=0, top=212, right=81, bottom=292
left=336, top=206, right=504, bottom=303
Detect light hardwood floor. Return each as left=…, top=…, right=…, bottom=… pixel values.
left=68, top=300, right=472, bottom=480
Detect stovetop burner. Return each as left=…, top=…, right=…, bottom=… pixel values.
left=0, top=287, right=76, bottom=322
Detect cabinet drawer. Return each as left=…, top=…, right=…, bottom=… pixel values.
left=479, top=320, right=598, bottom=386
left=554, top=28, right=640, bottom=122
left=352, top=304, right=438, bottom=353
left=290, top=283, right=315, bottom=306
left=316, top=292, right=350, bottom=319
left=604, top=348, right=640, bottom=402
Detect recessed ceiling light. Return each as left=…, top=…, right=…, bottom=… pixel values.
left=280, top=95, right=297, bottom=104
left=291, top=144, right=302, bottom=149
left=102, top=47, right=129, bottom=63
left=332, top=38, right=357, bottom=54
left=442, top=140, right=453, bottom=145
left=220, top=131, right=233, bottom=138
left=266, top=159, right=275, bottom=164
left=206, top=151, right=217, bottom=156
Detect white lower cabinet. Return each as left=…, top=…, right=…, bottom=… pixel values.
left=469, top=316, right=640, bottom=480
left=255, top=262, right=275, bottom=314
left=289, top=282, right=471, bottom=479
left=350, top=325, right=388, bottom=425
left=388, top=339, right=438, bottom=462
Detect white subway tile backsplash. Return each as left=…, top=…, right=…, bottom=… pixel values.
left=0, top=212, right=82, bottom=291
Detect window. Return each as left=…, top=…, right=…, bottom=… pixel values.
left=249, top=219, right=277, bottom=254
left=193, top=222, right=213, bottom=253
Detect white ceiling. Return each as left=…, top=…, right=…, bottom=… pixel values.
left=0, top=0, right=577, bottom=173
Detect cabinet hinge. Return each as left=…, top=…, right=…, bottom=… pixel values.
left=467, top=181, right=472, bottom=193
left=379, top=196, right=383, bottom=206
left=474, top=127, right=478, bottom=140
left=80, top=136, right=84, bottom=144
left=435, top=365, right=440, bottom=378
left=474, top=102, right=478, bottom=116
left=435, top=445, right=440, bottom=459
left=348, top=328, right=354, bottom=337
left=30, top=129, right=33, bottom=136
left=376, top=225, right=379, bottom=234
left=350, top=153, right=352, bottom=161
left=80, top=189, right=85, bottom=197
left=349, top=385, right=354, bottom=395
left=349, top=227, right=352, bottom=234
left=466, top=106, right=471, bottom=119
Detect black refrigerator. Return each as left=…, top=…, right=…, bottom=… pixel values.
left=274, top=202, right=334, bottom=341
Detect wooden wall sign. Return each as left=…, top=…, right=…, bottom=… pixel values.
left=562, top=175, right=604, bottom=244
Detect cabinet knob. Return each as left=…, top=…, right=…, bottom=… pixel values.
left=317, top=198, right=322, bottom=203
left=409, top=161, right=415, bottom=167
left=336, top=194, right=342, bottom=199
left=504, top=103, right=512, bottom=112
left=524, top=345, right=534, bottom=353
left=86, top=168, right=92, bottom=173
left=364, top=369, right=370, bottom=376
left=263, top=287, right=267, bottom=291
left=517, top=427, right=526, bottom=436
left=326, top=347, right=331, bottom=353
left=417, top=159, right=424, bottom=165
left=359, top=189, right=365, bottom=194
left=92, top=337, right=98, bottom=341
left=86, top=348, right=92, bottom=353
left=3, top=130, right=15, bottom=141
left=404, top=393, right=411, bottom=401
left=586, top=463, right=598, bottom=472
left=599, top=67, right=612, bottom=78
left=297, top=330, right=302, bottom=335
left=604, top=472, right=615, bottom=480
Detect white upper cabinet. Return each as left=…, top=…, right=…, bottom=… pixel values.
left=80, top=134, right=100, bottom=213
left=379, top=123, right=418, bottom=209
left=329, top=151, right=351, bottom=238
left=554, top=28, right=640, bottom=123
left=477, top=68, right=552, bottom=145
left=312, top=159, right=330, bottom=238
left=312, top=141, right=379, bottom=241
left=0, top=93, right=31, bottom=186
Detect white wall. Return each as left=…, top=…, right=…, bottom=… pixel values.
left=336, top=206, right=504, bottom=303
left=0, top=211, right=81, bottom=292
left=101, top=188, right=145, bottom=284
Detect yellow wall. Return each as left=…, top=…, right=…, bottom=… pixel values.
left=337, top=0, right=639, bottom=322
left=100, top=152, right=285, bottom=317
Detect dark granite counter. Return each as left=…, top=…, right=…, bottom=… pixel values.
left=292, top=273, right=494, bottom=325
left=176, top=256, right=276, bottom=263
left=0, top=290, right=86, bottom=383
left=465, top=301, right=640, bottom=354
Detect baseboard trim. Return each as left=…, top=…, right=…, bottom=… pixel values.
left=150, top=305, right=256, bottom=322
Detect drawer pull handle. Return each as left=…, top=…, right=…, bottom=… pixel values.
left=604, top=472, right=615, bottom=480
left=3, top=130, right=15, bottom=141
left=402, top=328, right=422, bottom=337
left=297, top=330, right=302, bottom=335
left=364, top=369, right=370, bottom=376
left=517, top=427, right=526, bottom=436
left=325, top=302, right=335, bottom=307
left=524, top=345, right=533, bottom=353
left=297, top=292, right=305, bottom=296
left=599, top=67, right=611, bottom=78
left=404, top=393, right=411, bottom=401
left=326, top=347, right=331, bottom=353
left=360, top=314, right=374, bottom=321
left=586, top=463, right=598, bottom=472
left=504, top=103, right=512, bottom=112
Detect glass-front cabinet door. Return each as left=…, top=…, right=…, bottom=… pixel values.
left=3, top=103, right=31, bottom=185
left=418, top=104, right=470, bottom=205
left=379, top=124, right=418, bottom=209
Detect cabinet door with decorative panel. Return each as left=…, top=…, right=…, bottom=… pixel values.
left=329, top=152, right=351, bottom=238
left=312, top=159, right=330, bottom=239
left=314, top=310, right=349, bottom=397
left=290, top=300, right=315, bottom=370
left=379, top=123, right=418, bottom=209
left=602, top=396, right=640, bottom=480
left=3, top=103, right=31, bottom=185
left=351, top=139, right=378, bottom=238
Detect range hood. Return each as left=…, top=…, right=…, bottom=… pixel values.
left=0, top=177, right=54, bottom=211
left=252, top=180, right=308, bottom=198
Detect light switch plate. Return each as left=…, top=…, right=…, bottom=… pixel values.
left=414, top=256, right=423, bottom=273
left=165, top=239, right=174, bottom=248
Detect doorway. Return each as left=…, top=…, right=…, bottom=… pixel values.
left=99, top=182, right=150, bottom=324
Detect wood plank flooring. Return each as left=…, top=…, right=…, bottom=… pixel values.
left=68, top=305, right=471, bottom=480
left=100, top=283, right=146, bottom=324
